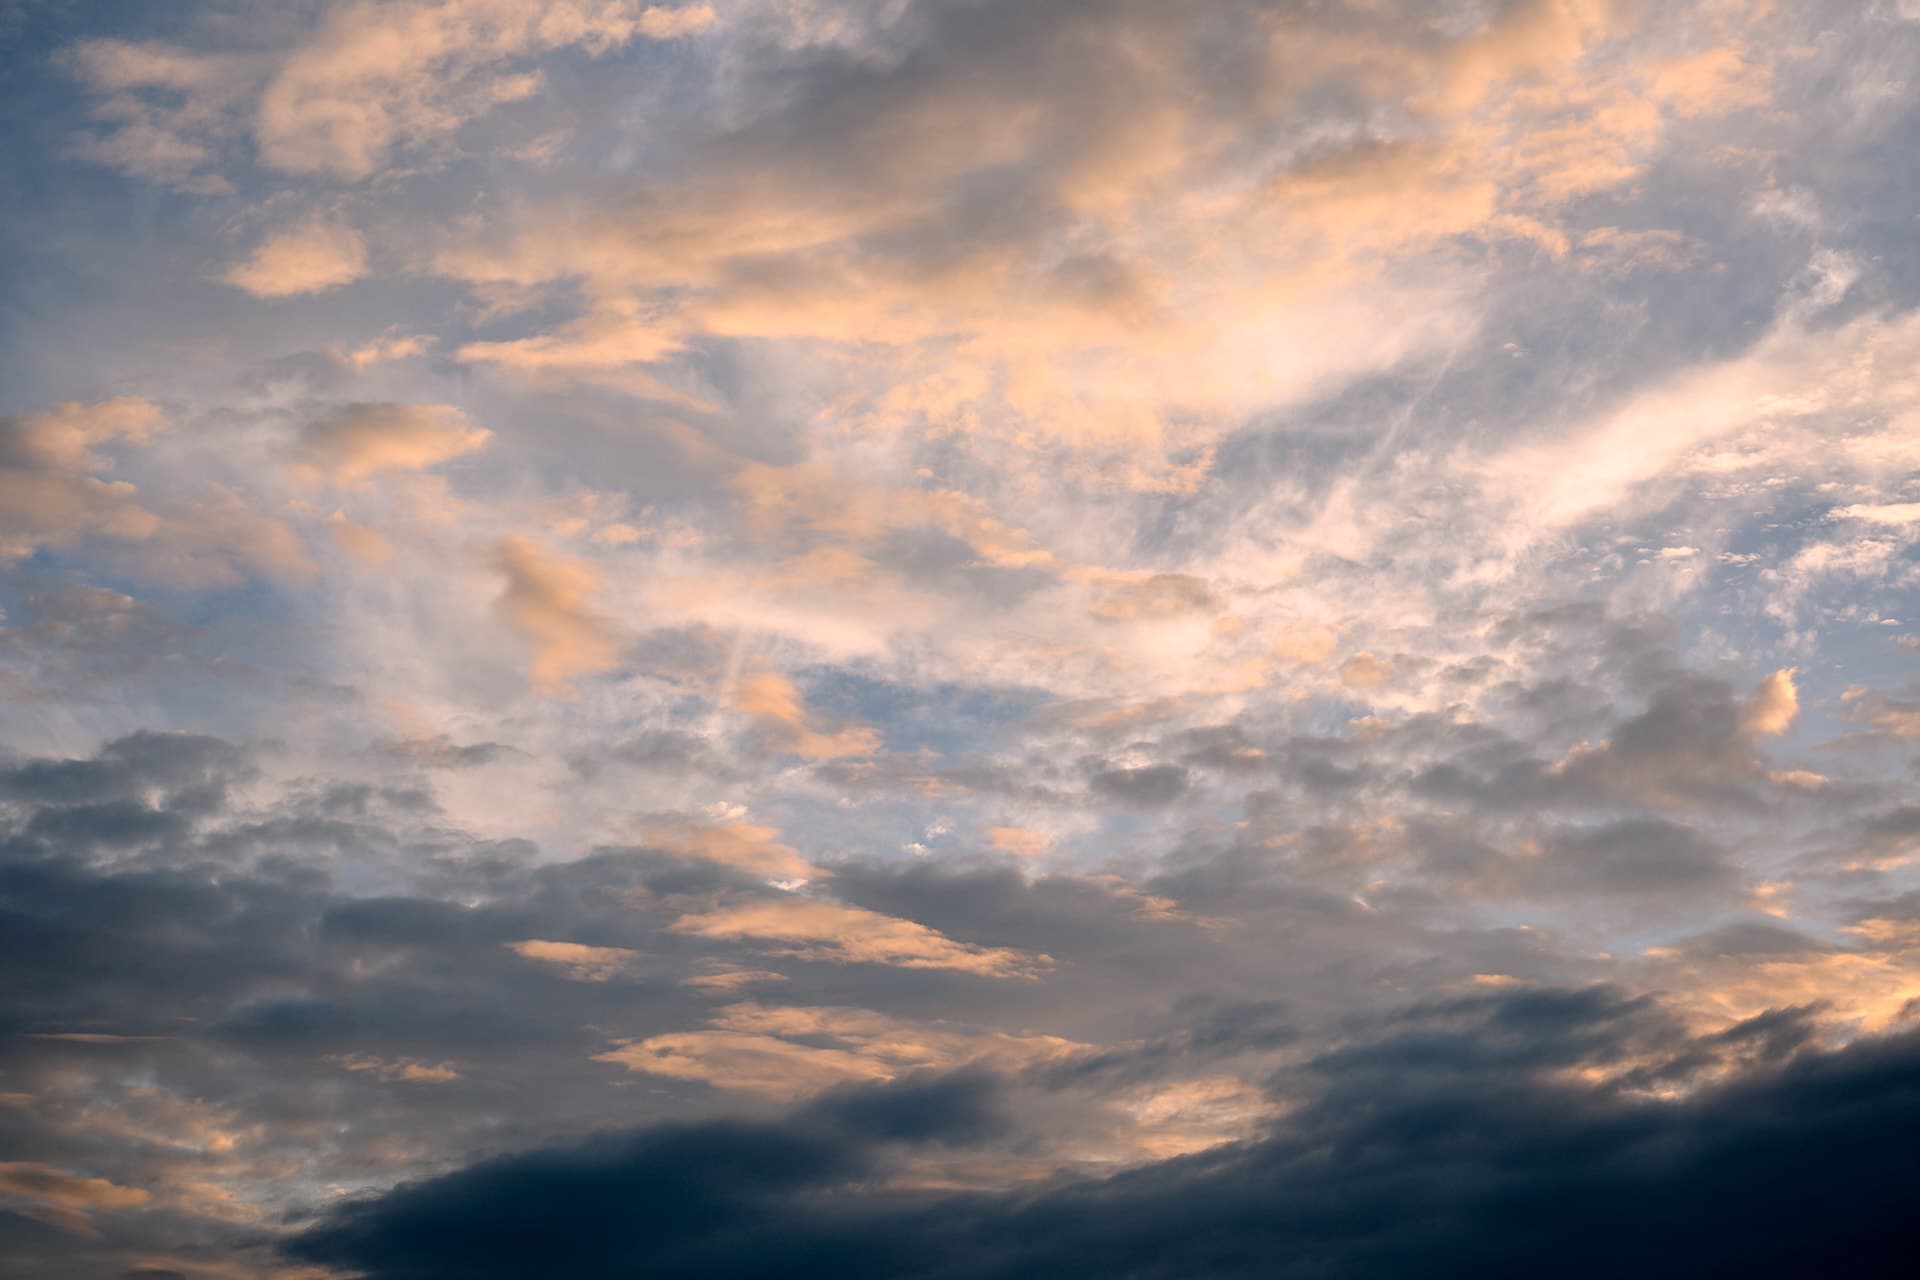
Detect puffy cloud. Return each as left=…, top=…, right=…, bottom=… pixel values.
left=1740, top=669, right=1799, bottom=737
left=63, top=38, right=251, bottom=192
left=1525, top=673, right=1796, bottom=812
left=0, top=399, right=313, bottom=585
left=296, top=403, right=491, bottom=483
left=0, top=398, right=164, bottom=565
left=293, top=402, right=487, bottom=498
left=222, top=219, right=368, bottom=297
left=1832, top=502, right=1920, bottom=526
left=0, top=396, right=161, bottom=473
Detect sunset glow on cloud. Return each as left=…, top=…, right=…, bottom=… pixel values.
left=5, top=2, right=1920, bottom=1275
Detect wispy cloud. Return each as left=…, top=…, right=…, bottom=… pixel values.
left=7, top=0, right=1920, bottom=1274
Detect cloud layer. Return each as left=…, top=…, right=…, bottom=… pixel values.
left=5, top=0, right=1920, bottom=1275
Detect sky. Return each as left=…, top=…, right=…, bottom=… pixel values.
left=3, top=0, right=1920, bottom=1275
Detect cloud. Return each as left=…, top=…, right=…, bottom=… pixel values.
left=985, top=827, right=1051, bottom=859
left=296, top=403, right=491, bottom=483
left=336, top=1054, right=464, bottom=1083
left=1740, top=668, right=1799, bottom=737
left=595, top=1021, right=899, bottom=1097
left=729, top=669, right=881, bottom=760
left=1087, top=764, right=1189, bottom=808
left=1646, top=46, right=1771, bottom=119
left=0, top=1162, right=151, bottom=1236
left=422, top=0, right=1766, bottom=468
left=1339, top=651, right=1394, bottom=688
left=491, top=536, right=621, bottom=693
left=222, top=219, right=368, bottom=297
left=2, top=719, right=1918, bottom=1273
left=1833, top=502, right=1920, bottom=526
left=0, top=398, right=165, bottom=565
left=0, top=400, right=312, bottom=585
left=16, top=2, right=1920, bottom=1274
left=255, top=0, right=714, bottom=178
left=505, top=939, right=642, bottom=981
left=636, top=3, right=714, bottom=39
left=325, top=510, right=397, bottom=566
left=0, top=396, right=161, bottom=473
left=71, top=2, right=724, bottom=185
left=595, top=1002, right=1077, bottom=1098
left=63, top=38, right=250, bottom=192
left=1527, top=673, right=1793, bottom=812
left=455, top=303, right=682, bottom=375
left=290, top=996, right=1920, bottom=1280
left=668, top=896, right=1050, bottom=978
left=1837, top=689, right=1920, bottom=741
left=1529, top=817, right=1737, bottom=897
left=640, top=820, right=823, bottom=882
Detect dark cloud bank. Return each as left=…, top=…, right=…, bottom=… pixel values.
left=292, top=990, right=1920, bottom=1279
left=6, top=728, right=1918, bottom=1278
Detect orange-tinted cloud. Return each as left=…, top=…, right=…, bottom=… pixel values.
left=223, top=219, right=367, bottom=297
left=296, top=403, right=490, bottom=485
left=492, top=536, right=620, bottom=693
left=0, top=1162, right=151, bottom=1236
left=505, top=939, right=641, bottom=981
left=0, top=399, right=313, bottom=585
left=641, top=820, right=822, bottom=882
left=596, top=1000, right=1079, bottom=1097
left=728, top=668, right=880, bottom=759
left=669, top=896, right=1049, bottom=978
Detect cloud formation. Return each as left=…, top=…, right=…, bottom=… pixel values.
left=296, top=402, right=490, bottom=482
left=223, top=219, right=368, bottom=297
left=492, top=535, right=620, bottom=692
left=7, top=1, right=1920, bottom=1275
left=669, top=897, right=1051, bottom=978
left=291, top=995, right=1920, bottom=1280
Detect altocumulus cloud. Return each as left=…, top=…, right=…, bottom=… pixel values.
left=6, top=0, right=1920, bottom=1275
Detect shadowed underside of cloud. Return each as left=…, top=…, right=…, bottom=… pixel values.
left=290, top=992, right=1920, bottom=1280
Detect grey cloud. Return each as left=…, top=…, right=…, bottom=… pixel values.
left=0, top=731, right=243, bottom=810
left=290, top=986, right=1920, bottom=1280
left=1088, top=763, right=1189, bottom=807
left=1530, top=817, right=1737, bottom=896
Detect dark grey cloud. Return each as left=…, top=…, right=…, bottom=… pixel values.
left=0, top=730, right=242, bottom=810
left=289, top=986, right=1920, bottom=1280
